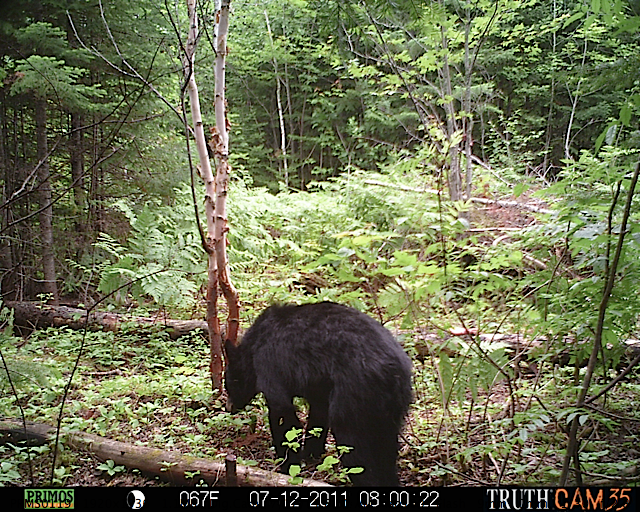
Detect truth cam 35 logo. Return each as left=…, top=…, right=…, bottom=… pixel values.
left=486, top=488, right=634, bottom=511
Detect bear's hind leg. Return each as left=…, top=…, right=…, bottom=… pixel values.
left=332, top=423, right=400, bottom=486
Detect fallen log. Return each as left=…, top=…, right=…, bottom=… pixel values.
left=0, top=419, right=329, bottom=487
left=413, top=331, right=640, bottom=372
left=363, top=179, right=554, bottom=215
left=6, top=301, right=208, bottom=340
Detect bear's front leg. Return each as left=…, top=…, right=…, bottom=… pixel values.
left=267, top=399, right=303, bottom=472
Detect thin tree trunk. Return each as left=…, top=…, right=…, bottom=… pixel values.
left=543, top=78, right=556, bottom=172
left=89, top=110, right=103, bottom=234
left=68, top=12, right=87, bottom=229
left=265, top=10, right=288, bottom=188
left=184, top=0, right=238, bottom=392
left=184, top=0, right=223, bottom=392
left=281, top=3, right=295, bottom=169
left=463, top=14, right=473, bottom=202
left=542, top=0, right=558, bottom=173
left=2, top=108, right=24, bottom=301
left=564, top=80, right=581, bottom=161
left=213, top=0, right=239, bottom=348
left=284, top=61, right=295, bottom=176
left=34, top=97, right=58, bottom=304
left=298, top=89, right=307, bottom=188
left=69, top=112, right=87, bottom=252
left=559, top=162, right=640, bottom=484
left=439, top=25, right=461, bottom=201
left=564, top=36, right=588, bottom=160
left=69, top=113, right=86, bottom=215
left=0, top=95, right=13, bottom=298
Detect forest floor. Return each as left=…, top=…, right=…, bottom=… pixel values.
left=4, top=198, right=640, bottom=488
left=13, top=375, right=639, bottom=488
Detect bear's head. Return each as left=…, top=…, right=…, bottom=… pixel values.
left=224, top=338, right=257, bottom=412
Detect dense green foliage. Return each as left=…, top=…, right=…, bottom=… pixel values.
left=1, top=0, right=639, bottom=488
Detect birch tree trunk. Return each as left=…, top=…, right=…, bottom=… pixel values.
left=265, top=10, right=288, bottom=187
left=212, top=0, right=240, bottom=350
left=440, top=30, right=462, bottom=201
left=183, top=0, right=238, bottom=392
left=564, top=35, right=588, bottom=160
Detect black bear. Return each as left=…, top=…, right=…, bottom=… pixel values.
left=224, top=302, right=412, bottom=486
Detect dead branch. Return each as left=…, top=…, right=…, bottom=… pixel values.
left=6, top=301, right=208, bottom=340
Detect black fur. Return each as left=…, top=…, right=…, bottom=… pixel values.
left=224, top=302, right=413, bottom=486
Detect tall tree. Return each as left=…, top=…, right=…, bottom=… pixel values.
left=34, top=95, right=58, bottom=302
left=1, top=1, right=187, bottom=302
left=10, top=23, right=102, bottom=302
left=211, top=0, right=240, bottom=386
left=264, top=9, right=289, bottom=186
left=181, top=0, right=238, bottom=391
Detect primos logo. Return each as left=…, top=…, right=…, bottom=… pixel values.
left=24, top=489, right=75, bottom=509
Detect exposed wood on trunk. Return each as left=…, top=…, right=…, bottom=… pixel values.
left=6, top=301, right=208, bottom=340
left=0, top=419, right=330, bottom=487
left=183, top=0, right=224, bottom=391
left=183, top=0, right=239, bottom=392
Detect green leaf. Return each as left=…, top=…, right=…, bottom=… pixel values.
left=316, top=456, right=339, bottom=472
left=513, top=183, right=529, bottom=198
left=379, top=267, right=410, bottom=277
left=391, top=251, right=418, bottom=267
left=288, top=465, right=301, bottom=477
left=336, top=247, right=356, bottom=259
left=619, top=104, right=631, bottom=127
left=563, top=11, right=585, bottom=28
left=519, top=428, right=529, bottom=442
left=285, top=427, right=303, bottom=442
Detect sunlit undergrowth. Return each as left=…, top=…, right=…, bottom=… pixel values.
left=3, top=152, right=640, bottom=486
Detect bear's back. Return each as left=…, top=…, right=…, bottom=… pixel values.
left=243, top=302, right=412, bottom=412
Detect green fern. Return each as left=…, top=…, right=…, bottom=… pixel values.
left=0, top=358, right=58, bottom=390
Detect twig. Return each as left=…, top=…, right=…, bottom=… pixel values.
left=560, top=161, right=640, bottom=485
left=584, top=352, right=640, bottom=405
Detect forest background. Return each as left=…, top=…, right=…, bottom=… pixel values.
left=1, top=0, right=640, bottom=488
